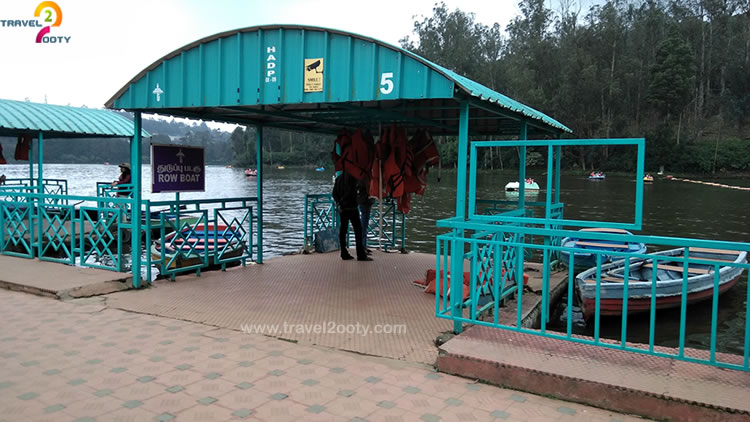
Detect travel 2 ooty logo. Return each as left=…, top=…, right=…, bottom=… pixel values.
left=0, top=1, right=70, bottom=44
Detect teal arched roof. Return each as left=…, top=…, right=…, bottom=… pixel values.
left=0, top=98, right=148, bottom=139
left=106, top=24, right=570, bottom=136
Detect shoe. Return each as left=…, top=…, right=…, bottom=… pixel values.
left=365, top=249, right=372, bottom=255
left=341, top=254, right=354, bottom=261
left=357, top=256, right=373, bottom=261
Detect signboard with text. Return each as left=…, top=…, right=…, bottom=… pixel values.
left=151, top=144, right=205, bottom=193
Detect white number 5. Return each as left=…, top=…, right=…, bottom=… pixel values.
left=379, top=72, right=394, bottom=95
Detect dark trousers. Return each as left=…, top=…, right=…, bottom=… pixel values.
left=359, top=202, right=372, bottom=250
left=339, top=208, right=367, bottom=259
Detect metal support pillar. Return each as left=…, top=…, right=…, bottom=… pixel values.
left=37, top=132, right=43, bottom=189
left=554, top=145, right=561, bottom=204
left=131, top=112, right=143, bottom=288
left=28, top=138, right=33, bottom=182
left=256, top=126, right=263, bottom=263
left=518, top=122, right=527, bottom=209
left=451, top=101, right=470, bottom=333
left=36, top=132, right=43, bottom=257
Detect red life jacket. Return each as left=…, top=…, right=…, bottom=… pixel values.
left=332, top=129, right=372, bottom=180
left=383, top=124, right=407, bottom=198
left=0, top=143, right=6, bottom=165
left=14, top=134, right=30, bottom=161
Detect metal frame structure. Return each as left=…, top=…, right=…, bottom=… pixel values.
left=435, top=136, right=750, bottom=372
left=104, top=24, right=570, bottom=286
left=0, top=99, right=150, bottom=282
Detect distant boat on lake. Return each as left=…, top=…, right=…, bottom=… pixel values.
left=505, top=178, right=539, bottom=192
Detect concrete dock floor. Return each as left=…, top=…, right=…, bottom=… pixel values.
left=0, top=255, right=131, bottom=299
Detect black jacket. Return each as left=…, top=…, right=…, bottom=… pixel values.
left=332, top=173, right=359, bottom=211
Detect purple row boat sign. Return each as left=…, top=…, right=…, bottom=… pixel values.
left=151, top=144, right=205, bottom=193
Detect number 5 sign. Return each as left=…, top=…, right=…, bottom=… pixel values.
left=379, top=72, right=394, bottom=95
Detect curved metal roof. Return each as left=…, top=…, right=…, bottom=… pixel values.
left=0, top=98, right=148, bottom=139
left=106, top=24, right=570, bottom=136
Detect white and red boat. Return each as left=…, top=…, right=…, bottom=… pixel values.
left=151, top=223, right=244, bottom=269
left=575, top=247, right=746, bottom=320
left=244, top=169, right=257, bottom=177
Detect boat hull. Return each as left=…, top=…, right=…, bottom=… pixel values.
left=151, top=224, right=245, bottom=270
left=576, top=248, right=747, bottom=320
left=580, top=273, right=741, bottom=319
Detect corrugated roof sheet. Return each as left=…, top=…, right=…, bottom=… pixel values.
left=429, top=63, right=571, bottom=132
left=105, top=24, right=570, bottom=135
left=0, top=98, right=148, bottom=138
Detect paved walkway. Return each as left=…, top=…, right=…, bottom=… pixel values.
left=0, top=255, right=131, bottom=298
left=0, top=290, right=645, bottom=422
left=106, top=251, right=453, bottom=364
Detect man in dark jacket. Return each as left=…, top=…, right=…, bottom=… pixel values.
left=332, top=172, right=372, bottom=261
left=357, top=177, right=374, bottom=254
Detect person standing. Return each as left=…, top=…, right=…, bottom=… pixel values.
left=357, top=177, right=374, bottom=254
left=332, top=172, right=372, bottom=261
left=111, top=162, right=132, bottom=196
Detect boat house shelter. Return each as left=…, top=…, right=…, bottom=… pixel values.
left=0, top=99, right=149, bottom=275
left=105, top=24, right=570, bottom=288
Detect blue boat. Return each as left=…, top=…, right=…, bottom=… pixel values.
left=560, top=228, right=647, bottom=269
left=315, top=167, right=325, bottom=172
left=588, top=171, right=605, bottom=180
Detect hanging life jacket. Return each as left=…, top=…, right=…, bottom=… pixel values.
left=332, top=129, right=371, bottom=181
left=14, top=134, right=30, bottom=161
left=0, top=143, right=6, bottom=165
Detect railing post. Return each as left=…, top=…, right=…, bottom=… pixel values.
left=256, top=125, right=263, bottom=263
left=131, top=112, right=143, bottom=288
left=450, top=101, right=470, bottom=333
left=36, top=131, right=43, bottom=257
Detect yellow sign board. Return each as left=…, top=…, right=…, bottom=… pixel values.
left=304, top=58, right=324, bottom=92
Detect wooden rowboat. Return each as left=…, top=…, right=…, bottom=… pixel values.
left=575, top=247, right=747, bottom=320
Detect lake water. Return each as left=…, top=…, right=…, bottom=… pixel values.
left=2, top=163, right=748, bottom=354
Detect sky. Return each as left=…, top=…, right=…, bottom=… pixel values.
left=0, top=0, right=596, bottom=130
left=0, top=1, right=524, bottom=105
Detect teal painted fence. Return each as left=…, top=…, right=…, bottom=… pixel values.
left=440, top=137, right=750, bottom=372
left=0, top=190, right=130, bottom=271
left=143, top=197, right=257, bottom=281
left=304, top=193, right=405, bottom=251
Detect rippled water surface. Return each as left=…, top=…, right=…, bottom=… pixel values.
left=3, top=164, right=749, bottom=353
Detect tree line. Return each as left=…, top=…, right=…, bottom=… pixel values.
left=401, top=0, right=750, bottom=173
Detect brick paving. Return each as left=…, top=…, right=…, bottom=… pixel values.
left=105, top=251, right=454, bottom=364
left=0, top=290, right=647, bottom=421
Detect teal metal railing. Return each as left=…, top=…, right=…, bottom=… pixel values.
left=304, top=194, right=339, bottom=247
left=0, top=178, right=68, bottom=206
left=435, top=220, right=750, bottom=372
left=440, top=136, right=750, bottom=372
left=0, top=191, right=129, bottom=271
left=143, top=197, right=256, bottom=281
left=304, top=193, right=406, bottom=251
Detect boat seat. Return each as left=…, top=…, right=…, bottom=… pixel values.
left=689, top=258, right=736, bottom=264
left=579, top=228, right=630, bottom=233
left=688, top=247, right=741, bottom=255
left=582, top=276, right=637, bottom=284
left=575, top=241, right=630, bottom=249
left=641, top=263, right=710, bottom=274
